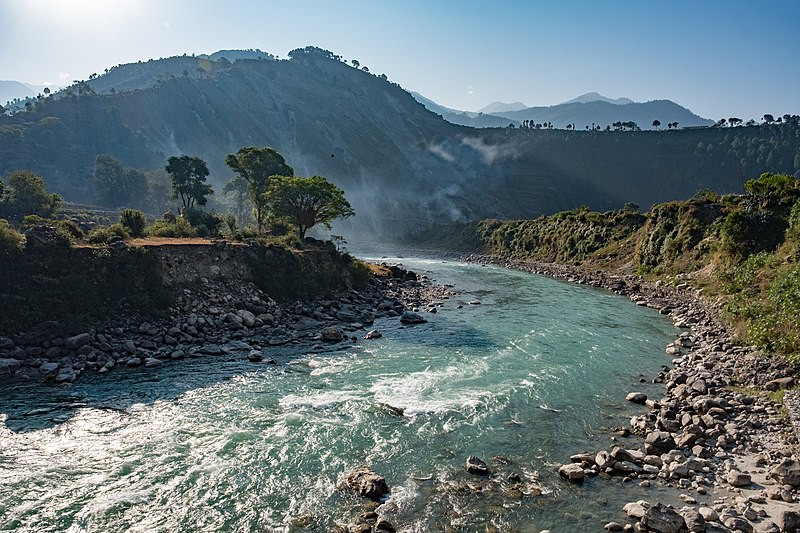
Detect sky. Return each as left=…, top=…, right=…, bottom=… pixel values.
left=1, top=0, right=798, bottom=120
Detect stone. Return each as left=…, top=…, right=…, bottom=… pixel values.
left=775, top=510, right=800, bottom=532
left=466, top=455, right=490, bottom=476
left=626, top=392, right=647, bottom=404
left=0, top=336, right=14, bottom=350
left=55, top=368, right=77, bottom=383
left=727, top=470, right=751, bottom=487
left=126, top=357, right=142, bottom=367
left=144, top=357, right=162, bottom=368
left=698, top=507, right=718, bottom=522
left=645, top=431, right=676, bottom=455
left=364, top=330, right=383, bottom=339
left=558, top=463, right=585, bottom=482
left=247, top=350, right=263, bottom=362
left=623, top=501, right=650, bottom=519
left=723, top=516, right=753, bottom=532
left=769, top=458, right=800, bottom=488
left=64, top=333, right=91, bottom=350
left=39, top=362, right=59, bottom=379
left=604, top=522, right=624, bottom=531
left=200, top=344, right=224, bottom=355
left=596, top=450, right=615, bottom=469
left=681, top=508, right=706, bottom=532
left=764, top=377, right=794, bottom=391
left=322, top=327, right=344, bottom=342
left=340, top=466, right=389, bottom=501
left=640, top=503, right=686, bottom=533
left=236, top=309, right=257, bottom=327
left=0, top=358, right=21, bottom=378
left=399, top=311, right=427, bottom=324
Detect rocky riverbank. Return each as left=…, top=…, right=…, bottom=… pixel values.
left=0, top=262, right=452, bottom=389
left=465, top=254, right=800, bottom=533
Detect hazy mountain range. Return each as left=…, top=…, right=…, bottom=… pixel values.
left=1, top=48, right=796, bottom=237
left=410, top=91, right=713, bottom=130
left=0, top=81, right=60, bottom=106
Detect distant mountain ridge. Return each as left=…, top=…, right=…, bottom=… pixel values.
left=478, top=101, right=527, bottom=114
left=0, top=81, right=59, bottom=106
left=560, top=92, right=634, bottom=105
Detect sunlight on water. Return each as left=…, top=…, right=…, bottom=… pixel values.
left=0, top=259, right=678, bottom=532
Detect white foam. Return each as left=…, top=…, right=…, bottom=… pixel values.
left=278, top=390, right=363, bottom=410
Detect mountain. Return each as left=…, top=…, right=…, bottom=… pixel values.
left=1, top=47, right=797, bottom=238
left=410, top=92, right=516, bottom=128
left=478, top=101, right=527, bottom=114
left=493, top=99, right=713, bottom=129
left=0, top=81, right=59, bottom=106
left=199, top=49, right=276, bottom=62
left=561, top=92, right=634, bottom=105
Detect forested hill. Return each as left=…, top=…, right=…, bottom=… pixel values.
left=1, top=47, right=799, bottom=237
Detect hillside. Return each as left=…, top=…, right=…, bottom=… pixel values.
left=1, top=47, right=798, bottom=238
left=493, top=99, right=713, bottom=129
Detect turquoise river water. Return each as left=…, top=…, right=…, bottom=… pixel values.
left=0, top=258, right=680, bottom=532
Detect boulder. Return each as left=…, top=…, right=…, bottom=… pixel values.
left=769, top=458, right=800, bottom=487
left=0, top=336, right=14, bottom=350
left=0, top=358, right=21, bottom=378
left=466, top=455, right=489, bottom=476
left=775, top=510, right=800, bottom=532
left=623, top=501, right=650, bottom=519
left=54, top=368, right=77, bottom=384
left=604, top=523, right=624, bottom=532
left=247, top=350, right=263, bottom=362
left=640, top=503, right=686, bottom=533
left=644, top=431, right=676, bottom=455
left=39, top=362, right=59, bottom=379
left=626, top=392, right=647, bottom=404
left=723, top=516, right=753, bottom=532
left=340, top=466, right=389, bottom=501
left=727, top=470, right=751, bottom=487
left=558, top=463, right=584, bottom=482
left=764, top=377, right=794, bottom=391
left=236, top=309, right=257, bottom=327
left=64, top=333, right=91, bottom=350
left=680, top=508, right=705, bottom=532
left=399, top=311, right=427, bottom=324
left=364, top=330, right=383, bottom=340
left=322, top=327, right=344, bottom=342
left=144, top=357, right=163, bottom=368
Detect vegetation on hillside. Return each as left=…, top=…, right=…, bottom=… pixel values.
left=448, top=173, right=800, bottom=361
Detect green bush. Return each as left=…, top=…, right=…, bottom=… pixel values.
left=119, top=209, right=147, bottom=237
left=55, top=219, right=84, bottom=243
left=145, top=217, right=196, bottom=238
left=184, top=208, right=223, bottom=236
left=87, top=223, right=128, bottom=244
left=0, top=219, right=24, bottom=254
left=789, top=198, right=800, bottom=239
left=194, top=224, right=210, bottom=237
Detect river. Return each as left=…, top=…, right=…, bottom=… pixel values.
left=0, top=257, right=679, bottom=532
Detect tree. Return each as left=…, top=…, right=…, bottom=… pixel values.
left=351, top=59, right=360, bottom=68
left=225, top=146, right=294, bottom=232
left=266, top=175, right=354, bottom=240
left=763, top=114, right=775, bottom=124
left=145, top=169, right=173, bottom=213
left=0, top=170, right=62, bottom=221
left=652, top=119, right=661, bottom=130
left=222, top=175, right=251, bottom=226
left=165, top=156, right=214, bottom=208
left=92, top=155, right=148, bottom=208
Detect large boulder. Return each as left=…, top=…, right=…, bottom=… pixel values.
left=322, top=327, right=344, bottom=342
left=776, top=510, right=800, bottom=532
left=558, top=463, right=585, bottom=482
left=0, top=358, right=21, bottom=378
left=236, top=309, right=257, bottom=327
left=640, top=503, right=686, bottom=533
left=399, top=311, right=427, bottom=324
left=769, top=458, right=800, bottom=488
left=644, top=431, right=676, bottom=455
left=465, top=455, right=489, bottom=476
left=64, top=333, right=91, bottom=350
left=339, top=466, right=389, bottom=501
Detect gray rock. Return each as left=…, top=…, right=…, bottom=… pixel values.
left=0, top=336, right=15, bottom=349
left=39, top=362, right=59, bottom=379
left=645, top=431, right=677, bottom=455
left=339, top=466, right=389, bottom=501
left=322, top=327, right=344, bottom=342
left=55, top=368, right=77, bottom=383
left=0, top=358, right=21, bottom=378
left=200, top=344, right=224, bottom=355
left=466, top=455, right=489, bottom=476
left=623, top=501, right=650, bottom=519
left=558, top=463, right=584, bottom=482
left=641, top=503, right=686, bottom=533
left=698, top=507, right=719, bottom=522
left=723, top=516, right=753, bottom=533
left=247, top=350, right=263, bottom=362
left=626, top=392, right=647, bottom=404
left=364, top=330, right=383, bottom=339
left=64, top=333, right=91, bottom=350
left=769, top=458, right=800, bottom=488
left=144, top=357, right=162, bottom=368
left=126, top=357, right=142, bottom=367
left=124, top=340, right=137, bottom=353
left=727, top=470, right=751, bottom=487
left=399, top=311, right=427, bottom=324
left=681, top=508, right=706, bottom=532
left=604, top=522, right=624, bottom=532
left=775, top=510, right=800, bottom=532
left=236, top=309, right=256, bottom=327
left=764, top=377, right=794, bottom=391
left=336, top=310, right=358, bottom=322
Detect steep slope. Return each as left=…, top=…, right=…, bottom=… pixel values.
left=1, top=48, right=797, bottom=239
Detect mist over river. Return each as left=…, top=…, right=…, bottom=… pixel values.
left=0, top=258, right=679, bottom=532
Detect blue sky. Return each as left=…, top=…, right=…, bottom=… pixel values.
left=1, top=0, right=798, bottom=119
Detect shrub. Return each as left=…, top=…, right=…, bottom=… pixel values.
left=87, top=223, right=128, bottom=244
left=54, top=219, right=84, bottom=242
left=184, top=207, right=223, bottom=236
left=119, top=209, right=147, bottom=237
left=0, top=219, right=24, bottom=254
left=789, top=198, right=800, bottom=239
left=145, top=217, right=196, bottom=238
left=194, top=224, right=210, bottom=237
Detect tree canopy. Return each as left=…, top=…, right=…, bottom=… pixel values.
left=92, top=155, right=148, bottom=209
left=266, top=175, right=354, bottom=240
left=0, top=170, right=62, bottom=221
left=165, top=155, right=214, bottom=208
left=225, top=146, right=294, bottom=231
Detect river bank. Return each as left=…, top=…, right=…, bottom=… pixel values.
left=0, top=258, right=452, bottom=389
left=465, top=253, right=800, bottom=532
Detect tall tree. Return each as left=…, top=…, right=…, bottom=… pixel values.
left=266, top=175, right=354, bottom=240
left=225, top=146, right=294, bottom=232
left=165, top=155, right=213, bottom=208
left=0, top=170, right=62, bottom=221
left=652, top=119, right=661, bottom=130
left=222, top=175, right=251, bottom=226
left=92, top=155, right=148, bottom=209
